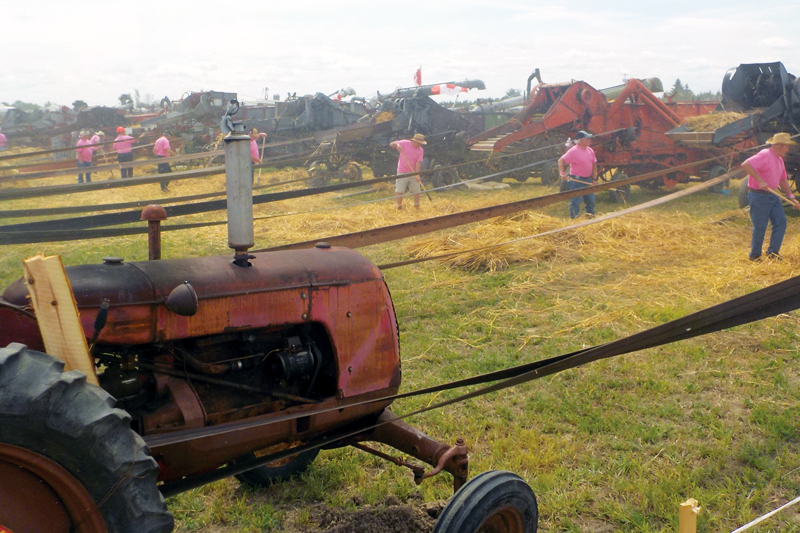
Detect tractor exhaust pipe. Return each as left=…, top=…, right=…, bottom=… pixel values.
left=223, top=115, right=255, bottom=267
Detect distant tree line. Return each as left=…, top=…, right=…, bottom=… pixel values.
left=664, top=79, right=721, bottom=102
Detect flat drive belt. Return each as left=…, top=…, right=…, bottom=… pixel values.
left=157, top=271, right=800, bottom=496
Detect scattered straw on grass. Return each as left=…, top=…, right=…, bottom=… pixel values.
left=682, top=111, right=748, bottom=132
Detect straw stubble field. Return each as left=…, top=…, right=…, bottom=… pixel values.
left=1, top=164, right=799, bottom=532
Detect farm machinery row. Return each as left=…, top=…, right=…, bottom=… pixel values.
left=307, top=62, right=800, bottom=200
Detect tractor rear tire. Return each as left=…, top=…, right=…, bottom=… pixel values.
left=433, top=470, right=538, bottom=533
left=0, top=343, right=172, bottom=533
left=233, top=446, right=319, bottom=487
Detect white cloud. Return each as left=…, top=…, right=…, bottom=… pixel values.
left=1, top=1, right=799, bottom=106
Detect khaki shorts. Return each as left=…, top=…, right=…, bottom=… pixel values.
left=395, top=176, right=421, bottom=194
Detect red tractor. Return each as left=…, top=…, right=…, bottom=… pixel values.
left=0, top=129, right=539, bottom=533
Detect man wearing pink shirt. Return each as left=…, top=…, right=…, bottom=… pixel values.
left=249, top=129, right=267, bottom=182
left=75, top=131, right=94, bottom=183
left=153, top=132, right=176, bottom=192
left=0, top=130, right=7, bottom=151
left=741, top=132, right=800, bottom=261
left=390, top=133, right=426, bottom=210
left=558, top=131, right=598, bottom=218
left=114, top=126, right=136, bottom=178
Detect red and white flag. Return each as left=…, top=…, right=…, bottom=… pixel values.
left=429, top=84, right=468, bottom=96
left=414, top=68, right=422, bottom=86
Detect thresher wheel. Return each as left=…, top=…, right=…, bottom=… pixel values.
left=608, top=171, right=631, bottom=204
left=0, top=343, right=172, bottom=533
left=738, top=178, right=750, bottom=209
left=433, top=470, right=538, bottom=533
left=307, top=166, right=328, bottom=188
left=233, top=442, right=320, bottom=487
left=432, top=165, right=461, bottom=189
left=705, top=165, right=730, bottom=194
left=540, top=161, right=559, bottom=186
left=341, top=162, right=363, bottom=182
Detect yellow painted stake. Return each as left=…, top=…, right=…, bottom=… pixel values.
left=679, top=498, right=702, bottom=533
left=22, top=254, right=99, bottom=386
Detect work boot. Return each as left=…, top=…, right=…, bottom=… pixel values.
left=414, top=204, right=420, bottom=210
left=397, top=205, right=403, bottom=210
left=766, top=252, right=784, bottom=261
left=749, top=254, right=762, bottom=262
left=161, top=184, right=170, bottom=192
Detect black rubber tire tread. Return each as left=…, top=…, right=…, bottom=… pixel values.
left=234, top=448, right=320, bottom=487
left=433, top=470, right=538, bottom=533
left=0, top=343, right=173, bottom=533
left=738, top=178, right=750, bottom=209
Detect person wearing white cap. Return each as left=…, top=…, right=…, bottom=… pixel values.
left=741, top=132, right=800, bottom=261
left=558, top=131, right=598, bottom=218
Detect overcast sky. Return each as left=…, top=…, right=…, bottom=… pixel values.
left=2, top=0, right=798, bottom=107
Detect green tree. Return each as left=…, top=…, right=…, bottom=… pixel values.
left=504, top=88, right=521, bottom=98
left=664, top=79, right=695, bottom=101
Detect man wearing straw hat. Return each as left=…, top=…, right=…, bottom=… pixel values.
left=558, top=130, right=598, bottom=219
left=741, top=132, right=800, bottom=261
left=390, top=133, right=426, bottom=210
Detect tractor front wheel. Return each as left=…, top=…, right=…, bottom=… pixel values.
left=0, top=343, right=172, bottom=533
left=433, top=470, right=538, bottom=533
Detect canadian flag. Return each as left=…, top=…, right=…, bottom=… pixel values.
left=414, top=68, right=422, bottom=86
left=429, top=84, right=468, bottom=96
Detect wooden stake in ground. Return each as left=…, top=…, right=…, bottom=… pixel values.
left=22, top=254, right=98, bottom=385
left=679, top=498, right=701, bottom=533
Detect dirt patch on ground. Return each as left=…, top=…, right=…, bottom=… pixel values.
left=302, top=498, right=446, bottom=533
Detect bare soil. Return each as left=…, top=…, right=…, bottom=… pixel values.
left=301, top=498, right=445, bottom=533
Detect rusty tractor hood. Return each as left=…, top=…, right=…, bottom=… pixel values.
left=3, top=247, right=382, bottom=310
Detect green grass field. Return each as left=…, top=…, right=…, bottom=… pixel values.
left=1, top=166, right=799, bottom=532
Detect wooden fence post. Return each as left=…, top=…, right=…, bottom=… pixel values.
left=679, top=498, right=702, bottom=533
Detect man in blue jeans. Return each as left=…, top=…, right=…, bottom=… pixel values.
left=558, top=131, right=598, bottom=218
left=741, top=132, right=800, bottom=261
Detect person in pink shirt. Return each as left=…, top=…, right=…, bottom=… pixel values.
left=249, top=128, right=267, bottom=183
left=153, top=131, right=176, bottom=192
left=114, top=126, right=136, bottom=178
left=741, top=132, right=800, bottom=261
left=389, top=133, right=426, bottom=210
left=0, top=130, right=7, bottom=151
left=558, top=131, right=598, bottom=218
left=75, top=131, right=94, bottom=183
